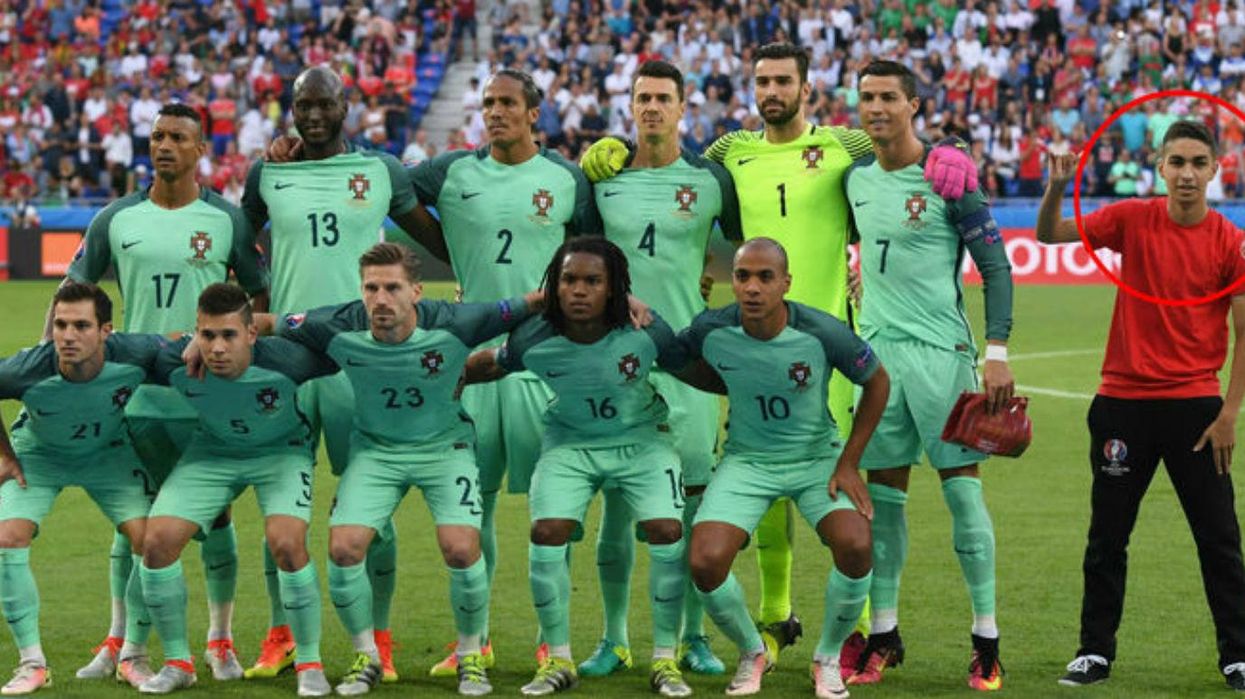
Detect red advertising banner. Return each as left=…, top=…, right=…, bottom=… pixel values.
left=848, top=228, right=1118, bottom=284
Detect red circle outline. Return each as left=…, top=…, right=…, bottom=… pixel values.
left=1073, top=89, right=1245, bottom=306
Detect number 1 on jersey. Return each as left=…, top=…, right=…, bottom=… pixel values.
left=777, top=183, right=787, bottom=217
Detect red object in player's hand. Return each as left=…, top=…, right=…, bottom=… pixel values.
left=941, top=391, right=1032, bottom=458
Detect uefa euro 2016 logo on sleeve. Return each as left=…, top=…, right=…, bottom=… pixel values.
left=1103, top=439, right=1129, bottom=476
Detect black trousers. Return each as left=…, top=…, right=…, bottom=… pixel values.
left=1079, top=395, right=1245, bottom=669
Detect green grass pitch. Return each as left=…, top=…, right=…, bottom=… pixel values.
left=0, top=280, right=1238, bottom=698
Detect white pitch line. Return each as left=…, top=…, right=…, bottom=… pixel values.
left=977, top=348, right=1101, bottom=366
left=1014, top=384, right=1094, bottom=400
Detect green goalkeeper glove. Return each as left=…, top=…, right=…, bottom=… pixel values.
left=579, top=136, right=633, bottom=182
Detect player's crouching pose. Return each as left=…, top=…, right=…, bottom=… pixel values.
left=0, top=283, right=170, bottom=696
left=465, top=237, right=704, bottom=698
left=268, top=243, right=543, bottom=697
left=681, top=239, right=889, bottom=699
left=139, top=284, right=337, bottom=696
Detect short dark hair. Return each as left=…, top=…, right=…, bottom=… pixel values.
left=489, top=69, right=543, bottom=109
left=753, top=42, right=810, bottom=85
left=632, top=60, right=685, bottom=101
left=53, top=281, right=112, bottom=325
left=1162, top=119, right=1218, bottom=156
left=860, top=60, right=918, bottom=100
left=197, top=283, right=253, bottom=325
left=157, top=102, right=203, bottom=139
left=359, top=242, right=422, bottom=282
left=737, top=237, right=790, bottom=273
left=541, top=236, right=631, bottom=332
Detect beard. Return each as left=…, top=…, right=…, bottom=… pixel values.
left=760, top=97, right=801, bottom=127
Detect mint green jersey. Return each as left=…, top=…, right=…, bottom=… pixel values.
left=846, top=150, right=1013, bottom=352
left=680, top=303, right=880, bottom=461
left=153, top=336, right=337, bottom=455
left=0, top=334, right=169, bottom=459
left=408, top=146, right=602, bottom=304
left=67, top=189, right=268, bottom=419
left=243, top=146, right=418, bottom=315
left=279, top=297, right=533, bottom=453
left=597, top=149, right=742, bottom=329
left=496, top=316, right=686, bottom=449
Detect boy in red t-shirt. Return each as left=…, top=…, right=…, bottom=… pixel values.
left=1037, top=121, right=1245, bottom=691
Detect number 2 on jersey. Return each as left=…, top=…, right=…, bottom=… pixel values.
left=496, top=229, right=513, bottom=264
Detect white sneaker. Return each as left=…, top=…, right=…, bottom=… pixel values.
left=116, top=655, right=155, bottom=688
left=297, top=665, right=331, bottom=697
left=811, top=656, right=848, bottom=699
left=138, top=663, right=196, bottom=694
left=75, top=637, right=120, bottom=679
left=0, top=663, right=49, bottom=696
left=725, top=651, right=770, bottom=696
left=205, top=639, right=243, bottom=681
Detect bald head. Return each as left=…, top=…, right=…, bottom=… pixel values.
left=735, top=237, right=789, bottom=273
left=293, top=66, right=344, bottom=100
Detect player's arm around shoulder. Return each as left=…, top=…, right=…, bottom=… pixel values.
left=1036, top=152, right=1082, bottom=244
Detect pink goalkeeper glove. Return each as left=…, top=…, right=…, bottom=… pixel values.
left=924, top=141, right=979, bottom=200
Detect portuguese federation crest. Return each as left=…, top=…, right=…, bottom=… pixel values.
left=421, top=350, right=445, bottom=376
left=903, top=193, right=928, bottom=230
left=618, top=353, right=641, bottom=382
left=802, top=146, right=823, bottom=169
left=788, top=361, right=812, bottom=390
left=348, top=173, right=370, bottom=201
left=189, top=231, right=212, bottom=260
left=532, top=188, right=554, bottom=218
left=675, top=185, right=698, bottom=212
left=256, top=387, right=281, bottom=413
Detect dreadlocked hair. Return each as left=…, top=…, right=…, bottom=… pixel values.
left=540, top=236, right=632, bottom=332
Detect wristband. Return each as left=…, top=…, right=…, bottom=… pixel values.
left=984, top=345, right=1008, bottom=362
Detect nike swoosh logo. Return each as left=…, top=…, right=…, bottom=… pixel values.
left=461, top=191, right=482, bottom=199
left=458, top=603, right=487, bottom=614
left=654, top=595, right=683, bottom=603
left=121, top=240, right=141, bottom=249
left=534, top=598, right=556, bottom=608
left=602, top=190, right=622, bottom=197
left=333, top=596, right=362, bottom=609
left=372, top=568, right=395, bottom=577
left=545, top=371, right=567, bottom=378
left=836, top=615, right=857, bottom=622
left=5, top=615, right=26, bottom=624
left=954, top=546, right=979, bottom=555
left=737, top=157, right=757, bottom=166
left=715, top=363, right=737, bottom=371
left=283, top=603, right=312, bottom=611
left=346, top=359, right=368, bottom=367
left=184, top=391, right=206, bottom=398
left=274, top=182, right=295, bottom=190
left=34, top=409, right=57, bottom=416
left=853, top=200, right=868, bottom=207
left=208, top=562, right=232, bottom=571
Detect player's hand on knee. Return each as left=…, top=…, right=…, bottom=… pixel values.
left=579, top=136, right=631, bottom=182
left=829, top=464, right=872, bottom=520
left=266, top=135, right=304, bottom=163
left=0, top=454, right=26, bottom=489
left=627, top=293, right=653, bottom=328
left=982, top=358, right=1014, bottom=414
left=924, top=140, right=979, bottom=200
left=1194, top=411, right=1237, bottom=475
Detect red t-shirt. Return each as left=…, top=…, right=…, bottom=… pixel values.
left=208, top=99, right=237, bottom=136
left=1068, top=36, right=1097, bottom=70
left=1085, top=197, right=1245, bottom=399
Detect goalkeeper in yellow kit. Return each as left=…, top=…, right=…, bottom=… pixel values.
left=582, top=41, right=979, bottom=670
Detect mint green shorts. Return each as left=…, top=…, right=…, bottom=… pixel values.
left=298, top=371, right=356, bottom=476
left=461, top=374, right=551, bottom=494
left=529, top=441, right=685, bottom=524
left=695, top=454, right=856, bottom=533
left=0, top=443, right=152, bottom=532
left=127, top=416, right=198, bottom=485
left=650, top=372, right=720, bottom=488
left=859, top=338, right=987, bottom=470
left=149, top=443, right=315, bottom=534
left=331, top=444, right=482, bottom=533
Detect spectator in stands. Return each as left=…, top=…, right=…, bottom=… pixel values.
left=1109, top=147, right=1142, bottom=196
left=101, top=121, right=133, bottom=198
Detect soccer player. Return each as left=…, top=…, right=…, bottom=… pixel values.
left=0, top=282, right=167, bottom=696
left=681, top=238, right=888, bottom=698
left=843, top=60, right=1014, bottom=691
left=582, top=42, right=977, bottom=662
left=406, top=68, right=602, bottom=675
left=464, top=236, right=699, bottom=697
left=583, top=59, right=741, bottom=678
left=137, top=283, right=336, bottom=696
left=242, top=65, right=442, bottom=681
left=270, top=242, right=542, bottom=696
left=1037, top=122, right=1245, bottom=690
left=65, top=103, right=268, bottom=685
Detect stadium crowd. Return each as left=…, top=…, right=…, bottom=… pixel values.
left=3, top=0, right=1245, bottom=210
